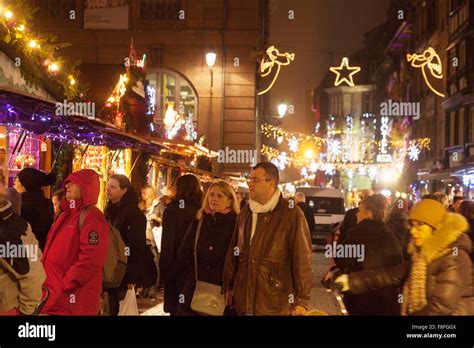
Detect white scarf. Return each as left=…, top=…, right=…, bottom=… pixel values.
left=248, top=189, right=281, bottom=242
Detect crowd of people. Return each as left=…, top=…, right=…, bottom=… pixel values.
left=0, top=161, right=472, bottom=316
left=0, top=162, right=313, bottom=316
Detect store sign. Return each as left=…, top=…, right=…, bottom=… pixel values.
left=376, top=116, right=392, bottom=163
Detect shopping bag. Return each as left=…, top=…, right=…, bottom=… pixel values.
left=118, top=287, right=139, bottom=316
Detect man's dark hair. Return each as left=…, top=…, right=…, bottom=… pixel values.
left=253, top=162, right=279, bottom=184
left=110, top=174, right=131, bottom=191
left=453, top=196, right=464, bottom=203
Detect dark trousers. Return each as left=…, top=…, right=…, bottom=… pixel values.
left=106, top=288, right=127, bottom=316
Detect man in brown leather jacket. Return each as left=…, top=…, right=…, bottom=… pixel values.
left=223, top=162, right=313, bottom=315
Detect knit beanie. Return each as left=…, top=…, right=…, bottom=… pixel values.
left=17, top=168, right=56, bottom=192
left=409, top=198, right=446, bottom=228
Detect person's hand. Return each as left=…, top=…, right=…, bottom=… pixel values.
left=294, top=305, right=306, bottom=316
left=225, top=290, right=234, bottom=307
left=334, top=274, right=350, bottom=292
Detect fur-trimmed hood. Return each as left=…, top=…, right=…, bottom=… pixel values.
left=408, top=212, right=470, bottom=262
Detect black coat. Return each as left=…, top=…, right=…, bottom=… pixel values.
left=175, top=211, right=237, bottom=315
left=334, top=219, right=403, bottom=315
left=20, top=190, right=54, bottom=251
left=339, top=207, right=358, bottom=243
left=297, top=202, right=315, bottom=233
left=160, top=200, right=200, bottom=314
left=387, top=210, right=411, bottom=261
left=105, top=189, right=147, bottom=287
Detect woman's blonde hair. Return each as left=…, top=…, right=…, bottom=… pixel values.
left=139, top=184, right=156, bottom=210
left=197, top=181, right=240, bottom=219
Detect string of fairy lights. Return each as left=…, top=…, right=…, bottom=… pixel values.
left=0, top=2, right=81, bottom=98
left=260, top=122, right=431, bottom=183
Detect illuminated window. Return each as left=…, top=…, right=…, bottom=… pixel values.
left=146, top=69, right=197, bottom=123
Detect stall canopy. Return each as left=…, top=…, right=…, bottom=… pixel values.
left=0, top=87, right=168, bottom=153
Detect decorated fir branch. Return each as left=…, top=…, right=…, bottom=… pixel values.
left=0, top=0, right=83, bottom=99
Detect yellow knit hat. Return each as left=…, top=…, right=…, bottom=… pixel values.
left=409, top=199, right=446, bottom=228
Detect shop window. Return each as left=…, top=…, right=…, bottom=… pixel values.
left=146, top=69, right=197, bottom=124
left=139, top=0, right=181, bottom=20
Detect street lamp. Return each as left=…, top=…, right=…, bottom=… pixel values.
left=206, top=52, right=217, bottom=88
left=277, top=100, right=288, bottom=118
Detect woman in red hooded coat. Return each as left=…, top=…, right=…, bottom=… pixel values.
left=41, top=169, right=109, bottom=315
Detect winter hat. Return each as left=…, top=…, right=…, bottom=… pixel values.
left=409, top=199, right=446, bottom=228
left=17, top=168, right=56, bottom=192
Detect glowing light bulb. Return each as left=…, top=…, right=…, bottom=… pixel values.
left=48, top=63, right=59, bottom=73
left=28, top=40, right=38, bottom=49
left=17, top=24, right=25, bottom=32
left=4, top=10, right=13, bottom=19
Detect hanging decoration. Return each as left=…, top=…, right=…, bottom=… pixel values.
left=329, top=57, right=361, bottom=87
left=258, top=45, right=295, bottom=95
left=0, top=0, right=83, bottom=99
left=407, top=47, right=445, bottom=98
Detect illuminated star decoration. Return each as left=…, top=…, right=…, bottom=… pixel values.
left=408, top=145, right=421, bottom=161
left=407, top=47, right=445, bottom=97
left=329, top=57, right=361, bottom=87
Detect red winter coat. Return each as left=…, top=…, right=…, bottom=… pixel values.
left=41, top=169, right=109, bottom=315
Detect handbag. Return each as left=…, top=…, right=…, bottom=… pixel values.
left=190, top=219, right=226, bottom=316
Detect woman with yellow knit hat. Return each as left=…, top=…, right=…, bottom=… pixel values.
left=335, top=198, right=474, bottom=315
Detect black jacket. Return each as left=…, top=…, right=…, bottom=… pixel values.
left=297, top=202, right=315, bottom=233
left=160, top=200, right=200, bottom=314
left=387, top=210, right=411, bottom=261
left=20, top=190, right=54, bottom=251
left=105, top=189, right=147, bottom=287
left=175, top=211, right=237, bottom=315
left=334, top=219, right=403, bottom=315
left=339, top=207, right=358, bottom=243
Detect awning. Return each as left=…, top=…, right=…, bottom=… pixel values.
left=417, top=168, right=455, bottom=181
left=0, top=87, right=167, bottom=152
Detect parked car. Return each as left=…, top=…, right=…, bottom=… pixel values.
left=295, top=187, right=345, bottom=244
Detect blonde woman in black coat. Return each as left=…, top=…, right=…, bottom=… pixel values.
left=175, top=181, right=240, bottom=315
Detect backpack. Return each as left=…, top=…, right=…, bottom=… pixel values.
left=78, top=206, right=128, bottom=289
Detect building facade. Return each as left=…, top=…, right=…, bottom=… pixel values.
left=31, top=0, right=266, bottom=175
